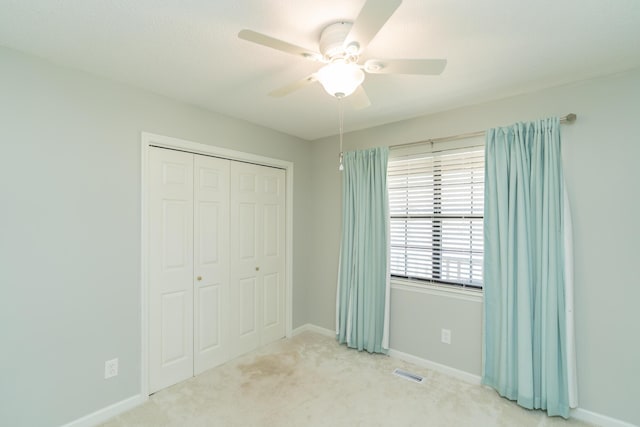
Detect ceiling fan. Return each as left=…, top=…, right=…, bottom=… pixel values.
left=238, top=0, right=447, bottom=109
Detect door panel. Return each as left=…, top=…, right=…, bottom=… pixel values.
left=149, top=148, right=194, bottom=393
left=239, top=172, right=256, bottom=192
left=230, top=162, right=285, bottom=357
left=238, top=203, right=257, bottom=260
left=230, top=164, right=260, bottom=357
left=263, top=204, right=279, bottom=257
left=197, top=202, right=219, bottom=265
left=162, top=200, right=190, bottom=269
left=193, top=155, right=230, bottom=374
left=259, top=167, right=286, bottom=345
left=263, top=273, right=279, bottom=328
left=239, top=277, right=257, bottom=336
left=263, top=175, right=279, bottom=195
left=161, top=291, right=189, bottom=364
left=197, top=284, right=221, bottom=351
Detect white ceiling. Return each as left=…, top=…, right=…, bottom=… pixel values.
left=1, top=0, right=639, bottom=140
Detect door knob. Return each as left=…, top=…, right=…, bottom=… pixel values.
left=255, top=267, right=260, bottom=271
left=197, top=276, right=202, bottom=281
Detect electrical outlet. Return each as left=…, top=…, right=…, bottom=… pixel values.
left=104, top=358, right=118, bottom=379
left=441, top=329, right=451, bottom=344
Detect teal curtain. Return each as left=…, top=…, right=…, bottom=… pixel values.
left=336, top=147, right=390, bottom=354
left=482, top=117, right=570, bottom=417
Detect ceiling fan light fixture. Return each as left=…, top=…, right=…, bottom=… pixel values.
left=345, top=41, right=360, bottom=55
left=316, top=60, right=365, bottom=98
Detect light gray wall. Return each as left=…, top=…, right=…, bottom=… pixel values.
left=310, top=69, right=640, bottom=425
left=0, top=46, right=312, bottom=426
left=2, top=41, right=639, bottom=426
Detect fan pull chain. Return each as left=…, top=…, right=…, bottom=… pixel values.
left=338, top=97, right=344, bottom=171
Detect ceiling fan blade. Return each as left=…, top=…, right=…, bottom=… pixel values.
left=268, top=75, right=317, bottom=97
left=344, top=0, right=402, bottom=51
left=349, top=85, right=371, bottom=110
left=238, top=29, right=322, bottom=61
left=364, top=58, right=447, bottom=75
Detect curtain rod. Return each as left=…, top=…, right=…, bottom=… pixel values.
left=391, top=113, right=577, bottom=149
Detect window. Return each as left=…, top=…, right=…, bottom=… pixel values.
left=388, top=141, right=484, bottom=289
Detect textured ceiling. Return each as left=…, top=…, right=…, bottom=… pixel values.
left=1, top=0, right=639, bottom=140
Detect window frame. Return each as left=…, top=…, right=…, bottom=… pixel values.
left=388, top=138, right=485, bottom=293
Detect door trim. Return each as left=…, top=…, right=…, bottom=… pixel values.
left=140, top=132, right=294, bottom=398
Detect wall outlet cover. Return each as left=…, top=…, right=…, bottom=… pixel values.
left=104, top=358, right=119, bottom=379
left=441, top=329, right=451, bottom=344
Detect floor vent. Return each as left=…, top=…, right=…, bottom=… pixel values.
left=393, top=368, right=425, bottom=384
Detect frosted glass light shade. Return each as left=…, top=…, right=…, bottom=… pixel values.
left=316, top=61, right=365, bottom=98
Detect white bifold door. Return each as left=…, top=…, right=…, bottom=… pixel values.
left=229, top=161, right=286, bottom=359
left=148, top=147, right=285, bottom=394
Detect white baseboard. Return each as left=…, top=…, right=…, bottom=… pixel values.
left=571, top=408, right=637, bottom=427
left=387, top=348, right=482, bottom=385
left=60, top=394, right=146, bottom=427
left=292, top=323, right=335, bottom=338
left=292, top=323, right=481, bottom=384
left=388, top=348, right=637, bottom=427
left=297, top=324, right=637, bottom=427
left=61, top=325, right=631, bottom=427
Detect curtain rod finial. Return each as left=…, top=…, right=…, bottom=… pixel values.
left=565, top=113, right=577, bottom=123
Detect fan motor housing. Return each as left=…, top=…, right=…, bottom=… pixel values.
left=319, top=21, right=353, bottom=59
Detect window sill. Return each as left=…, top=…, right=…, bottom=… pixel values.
left=390, top=277, right=483, bottom=303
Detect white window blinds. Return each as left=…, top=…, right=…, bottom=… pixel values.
left=388, top=141, right=484, bottom=289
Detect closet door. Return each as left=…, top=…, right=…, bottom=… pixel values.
left=149, top=148, right=194, bottom=393
left=259, top=166, right=286, bottom=345
left=193, top=155, right=230, bottom=374
left=148, top=146, right=286, bottom=393
left=229, top=162, right=286, bottom=358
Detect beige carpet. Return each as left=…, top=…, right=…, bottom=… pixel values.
left=102, top=331, right=591, bottom=427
